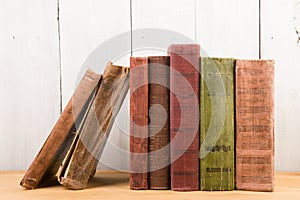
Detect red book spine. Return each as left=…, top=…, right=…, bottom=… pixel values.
left=235, top=60, right=275, bottom=192
left=168, top=44, right=200, bottom=191
left=130, top=57, right=149, bottom=189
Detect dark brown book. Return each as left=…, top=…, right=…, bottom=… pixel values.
left=148, top=56, right=170, bottom=190
left=20, top=70, right=101, bottom=189
left=168, top=44, right=200, bottom=191
left=235, top=60, right=275, bottom=192
left=58, top=62, right=129, bottom=190
left=130, top=57, right=148, bottom=190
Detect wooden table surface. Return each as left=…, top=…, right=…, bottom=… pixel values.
left=1, top=171, right=300, bottom=199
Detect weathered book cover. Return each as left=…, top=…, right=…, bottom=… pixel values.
left=130, top=57, right=149, bottom=190
left=235, top=60, right=275, bottom=192
left=200, top=57, right=235, bottom=191
left=56, top=86, right=98, bottom=187
left=168, top=44, right=200, bottom=191
left=20, top=70, right=101, bottom=189
left=58, top=62, right=129, bottom=190
left=148, top=56, right=170, bottom=190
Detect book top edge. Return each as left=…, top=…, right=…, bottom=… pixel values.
left=236, top=59, right=275, bottom=63
left=168, top=44, right=200, bottom=55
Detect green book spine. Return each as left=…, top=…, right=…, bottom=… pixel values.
left=200, top=57, right=235, bottom=191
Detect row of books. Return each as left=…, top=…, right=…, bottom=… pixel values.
left=130, top=44, right=274, bottom=192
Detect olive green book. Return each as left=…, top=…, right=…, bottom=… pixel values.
left=200, top=57, right=235, bottom=191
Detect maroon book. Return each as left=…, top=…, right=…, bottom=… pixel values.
left=130, top=57, right=149, bottom=190
left=235, top=60, right=275, bottom=192
left=168, top=44, right=200, bottom=191
left=148, top=56, right=170, bottom=190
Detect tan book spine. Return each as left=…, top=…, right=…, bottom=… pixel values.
left=59, top=62, right=129, bottom=190
left=235, top=60, right=275, bottom=192
left=20, top=70, right=101, bottom=189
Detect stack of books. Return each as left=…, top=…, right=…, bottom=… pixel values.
left=20, top=44, right=274, bottom=192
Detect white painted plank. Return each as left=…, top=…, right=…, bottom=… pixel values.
left=59, top=0, right=131, bottom=170
left=0, top=0, right=60, bottom=170
left=196, top=0, right=259, bottom=59
left=60, top=0, right=131, bottom=107
left=261, top=0, right=300, bottom=171
left=132, top=0, right=196, bottom=56
left=100, top=93, right=130, bottom=171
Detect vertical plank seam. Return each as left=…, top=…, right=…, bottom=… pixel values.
left=130, top=0, right=133, bottom=56
left=194, top=0, right=197, bottom=42
left=259, top=0, right=261, bottom=59
left=57, top=0, right=62, bottom=114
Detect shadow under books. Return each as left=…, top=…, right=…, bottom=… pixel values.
left=35, top=172, right=129, bottom=190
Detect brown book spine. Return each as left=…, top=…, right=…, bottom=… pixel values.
left=59, top=62, right=129, bottom=190
left=56, top=86, right=98, bottom=186
left=20, top=70, right=101, bottom=189
left=168, top=44, right=200, bottom=191
left=235, top=60, right=275, bottom=192
left=130, top=57, right=148, bottom=190
left=148, top=56, right=170, bottom=190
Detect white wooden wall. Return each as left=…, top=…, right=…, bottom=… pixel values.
left=0, top=0, right=299, bottom=172
left=0, top=0, right=60, bottom=170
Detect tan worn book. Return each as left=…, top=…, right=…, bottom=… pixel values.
left=235, top=60, right=275, bottom=192
left=20, top=70, right=101, bottom=189
left=56, top=86, right=98, bottom=187
left=58, top=62, right=130, bottom=190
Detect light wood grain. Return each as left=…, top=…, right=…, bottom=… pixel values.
left=196, top=0, right=259, bottom=59
left=0, top=0, right=60, bottom=170
left=59, top=0, right=131, bottom=108
left=132, top=0, right=196, bottom=57
left=261, top=0, right=300, bottom=172
left=0, top=171, right=300, bottom=199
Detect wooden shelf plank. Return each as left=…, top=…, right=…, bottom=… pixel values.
left=1, top=171, right=300, bottom=199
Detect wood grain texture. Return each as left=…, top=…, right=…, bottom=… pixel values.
left=235, top=60, right=274, bottom=192
left=20, top=70, right=101, bottom=189
left=59, top=0, right=131, bottom=108
left=261, top=0, right=300, bottom=172
left=0, top=0, right=60, bottom=171
left=131, top=0, right=196, bottom=57
left=169, top=44, right=200, bottom=191
left=130, top=57, right=148, bottom=190
left=196, top=0, right=259, bottom=59
left=148, top=56, right=170, bottom=190
left=59, top=62, right=129, bottom=190
left=3, top=171, right=300, bottom=199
